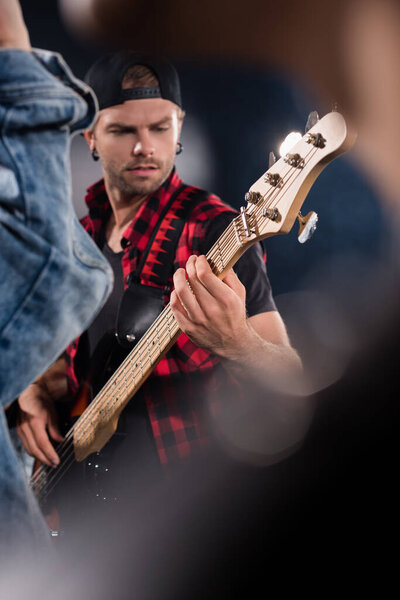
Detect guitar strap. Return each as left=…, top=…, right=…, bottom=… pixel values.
left=115, top=185, right=207, bottom=348
left=136, top=184, right=207, bottom=287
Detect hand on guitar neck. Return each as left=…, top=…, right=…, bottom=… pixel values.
left=171, top=255, right=302, bottom=389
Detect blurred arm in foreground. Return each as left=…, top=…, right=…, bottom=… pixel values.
left=0, top=0, right=112, bottom=557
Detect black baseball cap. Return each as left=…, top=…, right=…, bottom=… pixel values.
left=84, top=52, right=182, bottom=110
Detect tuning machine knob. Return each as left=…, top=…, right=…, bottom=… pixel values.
left=297, top=211, right=318, bottom=243
left=305, top=110, right=319, bottom=133
left=268, top=151, right=276, bottom=168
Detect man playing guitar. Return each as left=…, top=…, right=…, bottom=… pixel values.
left=16, top=52, right=302, bottom=517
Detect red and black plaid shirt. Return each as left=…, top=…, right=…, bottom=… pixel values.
left=65, top=169, right=239, bottom=464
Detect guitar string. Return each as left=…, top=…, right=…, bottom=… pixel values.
left=33, top=146, right=318, bottom=498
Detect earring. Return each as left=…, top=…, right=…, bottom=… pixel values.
left=176, top=141, right=183, bottom=155
left=91, top=148, right=100, bottom=162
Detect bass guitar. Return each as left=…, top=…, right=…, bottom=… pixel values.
left=31, top=110, right=356, bottom=507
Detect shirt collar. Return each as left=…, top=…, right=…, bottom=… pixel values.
left=84, top=168, right=183, bottom=241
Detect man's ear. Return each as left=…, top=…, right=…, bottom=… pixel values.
left=83, top=129, right=95, bottom=151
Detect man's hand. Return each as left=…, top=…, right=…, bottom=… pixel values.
left=171, top=255, right=250, bottom=359
left=171, top=254, right=302, bottom=385
left=0, top=0, right=31, bottom=51
left=171, top=255, right=308, bottom=462
left=17, top=382, right=63, bottom=467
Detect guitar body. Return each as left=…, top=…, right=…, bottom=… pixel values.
left=42, top=334, right=132, bottom=518
left=37, top=327, right=161, bottom=530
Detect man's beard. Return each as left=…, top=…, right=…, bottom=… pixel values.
left=104, top=155, right=175, bottom=197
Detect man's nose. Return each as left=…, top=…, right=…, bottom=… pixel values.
left=132, top=133, right=154, bottom=157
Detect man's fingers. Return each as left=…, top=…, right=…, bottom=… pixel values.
left=19, top=421, right=56, bottom=467
left=174, top=256, right=246, bottom=321
left=16, top=382, right=63, bottom=466
left=19, top=411, right=60, bottom=466
left=185, top=255, right=216, bottom=307
left=172, top=267, right=203, bottom=321
left=31, top=421, right=60, bottom=466
left=193, top=256, right=236, bottom=303
left=170, top=289, right=192, bottom=328
left=185, top=255, right=228, bottom=311
left=222, top=268, right=246, bottom=300
left=16, top=423, right=31, bottom=456
left=48, top=420, right=64, bottom=443
left=190, top=256, right=246, bottom=313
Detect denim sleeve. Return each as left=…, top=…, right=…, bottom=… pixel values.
left=0, top=48, right=113, bottom=558
left=0, top=49, right=113, bottom=407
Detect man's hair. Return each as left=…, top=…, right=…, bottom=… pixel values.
left=121, top=64, right=159, bottom=89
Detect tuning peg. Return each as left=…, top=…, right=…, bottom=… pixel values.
left=305, top=111, right=319, bottom=133
left=268, top=151, right=276, bottom=168
left=297, top=211, right=318, bottom=243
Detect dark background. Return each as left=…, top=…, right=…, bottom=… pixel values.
left=19, top=0, right=389, bottom=299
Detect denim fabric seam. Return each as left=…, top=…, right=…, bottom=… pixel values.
left=0, top=244, right=53, bottom=338
left=1, top=114, right=27, bottom=224
left=0, top=49, right=97, bottom=133
left=72, top=235, right=112, bottom=271
left=0, top=88, right=87, bottom=102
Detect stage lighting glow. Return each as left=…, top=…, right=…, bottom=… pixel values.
left=279, top=131, right=302, bottom=157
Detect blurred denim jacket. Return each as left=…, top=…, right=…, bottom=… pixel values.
left=0, top=49, right=113, bottom=553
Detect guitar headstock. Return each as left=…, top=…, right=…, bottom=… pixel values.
left=234, top=111, right=356, bottom=247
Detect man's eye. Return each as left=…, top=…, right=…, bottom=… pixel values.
left=155, top=126, right=169, bottom=132
left=109, top=129, right=130, bottom=135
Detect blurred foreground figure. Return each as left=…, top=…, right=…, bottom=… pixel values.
left=0, top=0, right=112, bottom=557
